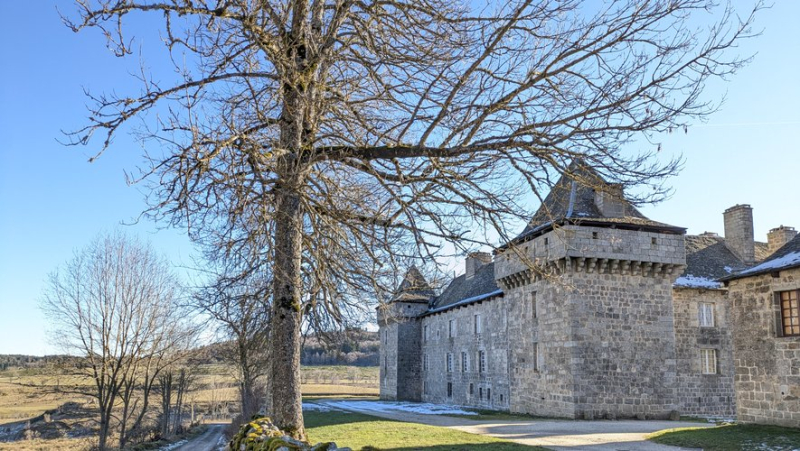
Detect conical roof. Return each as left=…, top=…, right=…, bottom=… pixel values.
left=391, top=266, right=435, bottom=303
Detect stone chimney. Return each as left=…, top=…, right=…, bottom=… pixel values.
left=465, top=252, right=492, bottom=279
left=723, top=204, right=755, bottom=265
left=594, top=184, right=626, bottom=218
left=768, top=225, right=797, bottom=254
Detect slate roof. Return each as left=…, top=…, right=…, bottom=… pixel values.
left=428, top=262, right=500, bottom=311
left=721, top=234, right=800, bottom=281
left=513, top=163, right=683, bottom=243
left=391, top=266, right=436, bottom=303
left=675, top=235, right=744, bottom=288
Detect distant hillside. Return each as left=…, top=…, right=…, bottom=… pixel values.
left=301, top=329, right=379, bottom=367
left=0, top=329, right=379, bottom=370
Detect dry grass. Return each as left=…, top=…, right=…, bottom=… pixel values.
left=0, top=437, right=93, bottom=450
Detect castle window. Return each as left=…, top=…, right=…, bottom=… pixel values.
left=487, top=388, right=491, bottom=400
left=424, top=325, right=429, bottom=342
left=544, top=237, right=549, bottom=245
left=779, top=290, right=800, bottom=336
left=700, top=348, right=717, bottom=374
left=447, top=353, right=453, bottom=373
left=479, top=350, right=486, bottom=373
left=447, top=382, right=453, bottom=398
left=449, top=319, right=456, bottom=338
left=533, top=342, right=540, bottom=372
left=423, top=354, right=428, bottom=371
left=461, top=352, right=468, bottom=372
left=474, top=314, right=482, bottom=334
left=651, top=237, right=658, bottom=245
left=479, top=387, right=483, bottom=400
left=699, top=303, right=715, bottom=328
left=592, top=232, right=598, bottom=239
left=469, top=383, right=474, bottom=395
left=530, top=292, right=537, bottom=319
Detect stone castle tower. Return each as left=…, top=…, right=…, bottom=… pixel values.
left=379, top=164, right=708, bottom=419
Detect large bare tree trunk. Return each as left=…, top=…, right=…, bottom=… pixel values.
left=270, top=188, right=305, bottom=439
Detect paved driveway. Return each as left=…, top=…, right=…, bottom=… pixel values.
left=317, top=400, right=709, bottom=451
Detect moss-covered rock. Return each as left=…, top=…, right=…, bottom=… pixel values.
left=229, top=417, right=350, bottom=451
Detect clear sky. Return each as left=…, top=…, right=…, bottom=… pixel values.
left=1, top=2, right=798, bottom=355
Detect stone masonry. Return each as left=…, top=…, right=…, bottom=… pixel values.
left=379, top=163, right=790, bottom=424
left=727, top=267, right=800, bottom=427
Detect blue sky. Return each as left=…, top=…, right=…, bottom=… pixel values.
left=1, top=2, right=798, bottom=355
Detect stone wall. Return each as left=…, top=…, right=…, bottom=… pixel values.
left=419, top=297, right=511, bottom=410
left=566, top=271, right=679, bottom=419
left=378, top=302, right=428, bottom=401
left=728, top=268, right=800, bottom=427
left=672, top=287, right=735, bottom=416
left=506, top=280, right=577, bottom=417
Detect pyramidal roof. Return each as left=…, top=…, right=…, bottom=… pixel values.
left=391, top=266, right=436, bottom=303
left=514, top=161, right=683, bottom=242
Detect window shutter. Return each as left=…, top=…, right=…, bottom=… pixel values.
left=774, top=292, right=784, bottom=337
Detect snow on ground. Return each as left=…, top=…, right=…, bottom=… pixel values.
left=159, top=439, right=188, bottom=450
left=303, top=402, right=339, bottom=412
left=324, top=400, right=477, bottom=416
left=674, top=274, right=722, bottom=289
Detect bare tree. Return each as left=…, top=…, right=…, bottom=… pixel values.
left=41, top=232, right=191, bottom=450
left=65, top=0, right=761, bottom=437
left=194, top=263, right=271, bottom=421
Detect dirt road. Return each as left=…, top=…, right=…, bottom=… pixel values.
left=170, top=424, right=227, bottom=451
left=317, top=400, right=709, bottom=451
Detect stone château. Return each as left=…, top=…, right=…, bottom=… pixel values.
left=378, top=164, right=799, bottom=425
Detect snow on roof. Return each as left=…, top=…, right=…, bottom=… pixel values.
left=732, top=251, right=800, bottom=278
left=674, top=275, right=723, bottom=289
left=427, top=289, right=503, bottom=314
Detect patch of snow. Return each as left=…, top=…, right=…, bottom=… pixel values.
left=326, top=400, right=478, bottom=416
left=737, top=251, right=800, bottom=276
left=674, top=275, right=722, bottom=289
left=160, top=439, right=188, bottom=451
left=723, top=266, right=733, bottom=274
left=303, top=402, right=337, bottom=412
left=575, top=212, right=591, bottom=217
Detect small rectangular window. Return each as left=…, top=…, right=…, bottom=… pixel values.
left=479, top=350, right=486, bottom=373
left=699, top=303, right=715, bottom=327
left=700, top=349, right=717, bottom=374
left=487, top=388, right=491, bottom=400
left=592, top=231, right=598, bottom=239
left=446, top=353, right=453, bottom=373
left=533, top=342, right=539, bottom=371
left=651, top=237, right=658, bottom=245
left=449, top=319, right=455, bottom=338
left=461, top=352, right=468, bottom=372
left=474, top=314, right=482, bottom=334
left=423, top=354, right=428, bottom=371
left=530, top=292, right=537, bottom=319
left=424, top=325, right=429, bottom=342
left=479, top=387, right=483, bottom=400
left=447, top=382, right=452, bottom=398
left=469, top=383, right=474, bottom=395
left=780, top=290, right=800, bottom=336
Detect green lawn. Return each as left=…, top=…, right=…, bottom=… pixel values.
left=648, top=423, right=800, bottom=451
left=305, top=409, right=545, bottom=450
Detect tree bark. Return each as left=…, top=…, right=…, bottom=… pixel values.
left=270, top=187, right=305, bottom=439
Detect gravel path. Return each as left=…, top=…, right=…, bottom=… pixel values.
left=317, top=400, right=708, bottom=451
left=169, top=424, right=227, bottom=451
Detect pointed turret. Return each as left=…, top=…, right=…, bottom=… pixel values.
left=391, top=266, right=435, bottom=303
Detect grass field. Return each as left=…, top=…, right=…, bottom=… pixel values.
left=305, top=409, right=544, bottom=450
left=648, top=423, right=800, bottom=450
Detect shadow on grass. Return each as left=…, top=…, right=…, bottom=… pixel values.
left=304, top=410, right=387, bottom=428
left=649, top=423, right=800, bottom=451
